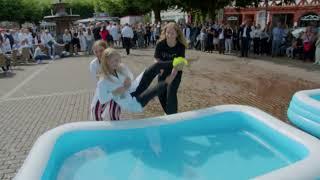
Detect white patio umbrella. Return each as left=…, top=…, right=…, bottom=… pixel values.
left=291, top=27, right=306, bottom=38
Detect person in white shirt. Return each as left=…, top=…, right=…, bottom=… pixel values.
left=89, top=40, right=108, bottom=82
left=91, top=48, right=178, bottom=121
left=200, top=27, right=207, bottom=52
left=26, top=29, right=33, bottom=49
left=85, top=27, right=94, bottom=55
left=183, top=25, right=191, bottom=47
left=218, top=25, right=225, bottom=54
left=110, top=23, right=119, bottom=47
left=33, top=44, right=50, bottom=64
left=121, top=23, right=134, bottom=55
left=41, top=29, right=64, bottom=59
left=41, top=29, right=56, bottom=59
left=63, top=29, right=72, bottom=52
left=79, top=29, right=87, bottom=52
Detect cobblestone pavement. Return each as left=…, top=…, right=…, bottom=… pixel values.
left=0, top=49, right=320, bottom=179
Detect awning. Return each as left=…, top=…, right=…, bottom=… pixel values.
left=300, top=15, right=320, bottom=21
left=227, top=16, right=238, bottom=21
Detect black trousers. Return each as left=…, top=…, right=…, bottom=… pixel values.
left=123, top=37, right=131, bottom=55
left=131, top=61, right=182, bottom=114
left=131, top=81, right=167, bottom=107
left=241, top=37, right=250, bottom=57
left=260, top=38, right=268, bottom=55
left=253, top=38, right=260, bottom=55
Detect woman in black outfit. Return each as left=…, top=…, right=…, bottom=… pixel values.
left=132, top=22, right=187, bottom=115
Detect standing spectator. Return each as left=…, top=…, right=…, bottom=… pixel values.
left=150, top=25, right=156, bottom=47
left=260, top=28, right=269, bottom=55
left=93, top=22, right=102, bottom=41
left=232, top=26, right=240, bottom=51
left=63, top=29, right=72, bottom=52
left=200, top=27, right=207, bottom=52
left=218, top=25, right=225, bottom=54
left=145, top=23, right=152, bottom=47
left=302, top=27, right=317, bottom=62
left=110, top=23, right=119, bottom=47
left=206, top=26, right=214, bottom=53
left=121, top=23, right=134, bottom=55
left=137, top=24, right=145, bottom=48
left=71, top=32, right=80, bottom=55
left=213, top=28, right=219, bottom=51
left=271, top=22, right=284, bottom=57
left=224, top=24, right=233, bottom=54
left=314, top=34, right=320, bottom=65
left=253, top=24, right=262, bottom=55
left=85, top=27, right=94, bottom=55
left=2, top=31, right=12, bottom=54
left=4, top=30, right=14, bottom=49
left=100, top=25, right=109, bottom=42
left=239, top=21, right=252, bottom=57
left=183, top=24, right=191, bottom=48
left=155, top=22, right=161, bottom=42
left=79, top=29, right=87, bottom=52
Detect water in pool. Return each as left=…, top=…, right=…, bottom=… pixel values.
left=56, top=128, right=296, bottom=180
left=311, top=94, right=320, bottom=101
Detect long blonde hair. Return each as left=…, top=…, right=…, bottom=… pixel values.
left=100, top=48, right=125, bottom=80
left=159, top=22, right=188, bottom=48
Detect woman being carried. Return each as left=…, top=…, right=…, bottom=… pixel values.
left=91, top=48, right=183, bottom=121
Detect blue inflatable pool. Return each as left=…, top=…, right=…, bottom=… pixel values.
left=15, top=105, right=320, bottom=180
left=288, top=89, right=320, bottom=138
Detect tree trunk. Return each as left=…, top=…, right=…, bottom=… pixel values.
left=153, top=8, right=161, bottom=23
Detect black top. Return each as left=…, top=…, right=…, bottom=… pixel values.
left=154, top=40, right=185, bottom=62
left=239, top=26, right=252, bottom=39
left=93, top=27, right=101, bottom=41
left=225, top=28, right=233, bottom=39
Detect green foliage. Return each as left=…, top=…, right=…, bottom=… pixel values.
left=0, top=0, right=94, bottom=24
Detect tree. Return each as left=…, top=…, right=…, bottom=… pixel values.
left=175, top=0, right=230, bottom=21
left=94, top=0, right=173, bottom=23
left=0, top=0, right=24, bottom=23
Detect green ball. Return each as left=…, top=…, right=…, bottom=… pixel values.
left=173, top=57, right=188, bottom=67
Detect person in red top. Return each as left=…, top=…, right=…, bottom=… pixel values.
left=100, top=26, right=109, bottom=42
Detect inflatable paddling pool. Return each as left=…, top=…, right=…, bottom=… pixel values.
left=15, top=105, right=320, bottom=180
left=288, top=89, right=320, bottom=138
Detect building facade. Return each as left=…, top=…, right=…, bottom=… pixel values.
left=224, top=0, right=320, bottom=29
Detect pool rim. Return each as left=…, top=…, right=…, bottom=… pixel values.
left=293, top=89, right=320, bottom=111
left=14, top=105, right=320, bottom=180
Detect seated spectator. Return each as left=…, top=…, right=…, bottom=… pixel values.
left=33, top=44, right=50, bottom=64
left=0, top=49, right=11, bottom=73
left=293, top=33, right=304, bottom=59
left=286, top=40, right=296, bottom=58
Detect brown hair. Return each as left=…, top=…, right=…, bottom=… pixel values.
left=159, top=22, right=188, bottom=48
